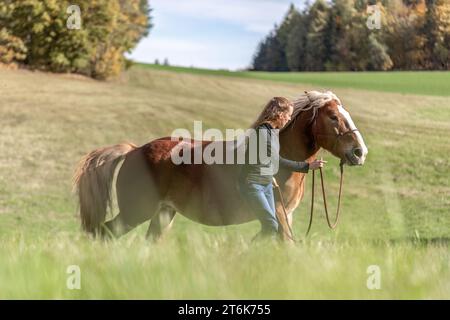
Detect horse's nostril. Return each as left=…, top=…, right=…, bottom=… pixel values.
left=353, top=148, right=363, bottom=158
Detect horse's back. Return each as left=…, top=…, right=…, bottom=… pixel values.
left=125, top=137, right=255, bottom=226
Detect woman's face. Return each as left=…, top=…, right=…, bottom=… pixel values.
left=277, top=105, right=293, bottom=128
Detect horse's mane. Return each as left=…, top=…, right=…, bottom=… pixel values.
left=281, top=90, right=341, bottom=133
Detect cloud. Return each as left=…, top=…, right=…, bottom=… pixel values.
left=152, top=0, right=295, bottom=34
left=129, top=0, right=303, bottom=69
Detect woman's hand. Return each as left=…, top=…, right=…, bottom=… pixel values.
left=309, top=159, right=327, bottom=170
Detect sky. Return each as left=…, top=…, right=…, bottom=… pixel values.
left=128, top=0, right=306, bottom=70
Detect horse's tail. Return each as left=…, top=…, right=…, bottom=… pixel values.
left=73, top=142, right=137, bottom=235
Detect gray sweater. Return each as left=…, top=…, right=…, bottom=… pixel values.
left=240, top=122, right=309, bottom=185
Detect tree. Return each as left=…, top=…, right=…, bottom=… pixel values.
left=423, top=0, right=450, bottom=69
left=0, top=0, right=152, bottom=79
left=251, top=38, right=268, bottom=70
left=385, top=0, right=427, bottom=70
left=326, top=0, right=358, bottom=70
left=250, top=0, right=449, bottom=71
left=367, top=33, right=393, bottom=70
left=252, top=5, right=300, bottom=71
left=304, top=0, right=330, bottom=71
left=252, top=30, right=285, bottom=71
left=286, top=7, right=308, bottom=71
left=0, top=28, right=27, bottom=66
left=273, top=4, right=300, bottom=71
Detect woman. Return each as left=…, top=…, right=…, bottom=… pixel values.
left=239, top=97, right=326, bottom=241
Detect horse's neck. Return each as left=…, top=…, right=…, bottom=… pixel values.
left=279, top=110, right=320, bottom=161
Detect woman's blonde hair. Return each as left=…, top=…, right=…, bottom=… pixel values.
left=250, top=97, right=293, bottom=128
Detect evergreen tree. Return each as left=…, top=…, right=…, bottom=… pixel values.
left=304, top=0, right=330, bottom=71
left=251, top=0, right=450, bottom=71
left=252, top=29, right=285, bottom=71
left=286, top=9, right=308, bottom=71
left=273, top=4, right=300, bottom=71
left=251, top=37, right=269, bottom=71
left=263, top=30, right=286, bottom=71
left=252, top=5, right=300, bottom=71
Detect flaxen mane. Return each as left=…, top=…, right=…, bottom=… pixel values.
left=281, top=90, right=341, bottom=132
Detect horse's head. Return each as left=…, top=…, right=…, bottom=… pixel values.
left=311, top=94, right=368, bottom=166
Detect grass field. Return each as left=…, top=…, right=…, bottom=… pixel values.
left=140, top=63, right=450, bottom=96
left=0, top=66, right=449, bottom=299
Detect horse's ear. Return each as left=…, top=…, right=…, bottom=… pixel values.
left=305, top=91, right=311, bottom=102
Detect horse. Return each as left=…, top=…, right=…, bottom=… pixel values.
left=73, top=91, right=368, bottom=241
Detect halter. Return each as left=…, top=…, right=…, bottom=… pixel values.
left=274, top=106, right=361, bottom=241
left=311, top=112, right=360, bottom=156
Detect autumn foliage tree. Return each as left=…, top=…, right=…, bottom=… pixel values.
left=0, top=0, right=151, bottom=79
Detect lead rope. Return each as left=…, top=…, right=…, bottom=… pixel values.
left=305, top=162, right=344, bottom=236
left=272, top=177, right=297, bottom=242
left=322, top=162, right=344, bottom=229
left=273, top=161, right=345, bottom=240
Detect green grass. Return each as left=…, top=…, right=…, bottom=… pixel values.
left=0, top=66, right=449, bottom=299
left=1, top=234, right=449, bottom=299
left=139, top=63, right=450, bottom=97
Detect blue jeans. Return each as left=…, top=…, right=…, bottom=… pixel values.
left=241, top=181, right=279, bottom=236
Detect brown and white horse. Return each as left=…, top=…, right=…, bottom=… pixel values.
left=73, top=91, right=368, bottom=241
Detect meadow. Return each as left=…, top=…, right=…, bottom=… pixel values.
left=141, top=63, right=450, bottom=96
left=0, top=65, right=449, bottom=299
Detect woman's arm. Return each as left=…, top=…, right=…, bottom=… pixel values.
left=259, top=124, right=310, bottom=173
left=279, top=156, right=309, bottom=173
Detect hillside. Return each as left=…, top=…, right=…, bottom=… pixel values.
left=0, top=66, right=448, bottom=298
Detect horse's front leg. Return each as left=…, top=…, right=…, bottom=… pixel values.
left=275, top=172, right=306, bottom=243
left=275, top=205, right=295, bottom=243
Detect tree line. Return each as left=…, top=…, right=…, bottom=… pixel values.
left=0, top=0, right=151, bottom=79
left=252, top=0, right=450, bottom=71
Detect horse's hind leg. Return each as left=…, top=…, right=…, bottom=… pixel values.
left=102, top=212, right=135, bottom=238
left=146, top=204, right=176, bottom=241
left=101, top=196, right=161, bottom=239
left=102, top=197, right=161, bottom=239
left=102, top=146, right=162, bottom=239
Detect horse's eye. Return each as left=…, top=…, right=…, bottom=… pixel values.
left=330, top=115, right=338, bottom=121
